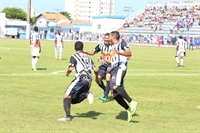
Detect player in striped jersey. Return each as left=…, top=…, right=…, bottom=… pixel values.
left=58, top=41, right=99, bottom=122
left=109, top=31, right=138, bottom=122
left=85, top=33, right=112, bottom=101
left=175, top=35, right=186, bottom=67
left=54, top=30, right=64, bottom=60
left=30, top=26, right=41, bottom=71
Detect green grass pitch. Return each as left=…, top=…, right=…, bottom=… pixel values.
left=0, top=39, right=200, bottom=133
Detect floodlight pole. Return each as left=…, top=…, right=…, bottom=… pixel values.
left=26, top=0, right=31, bottom=39
left=54, top=9, right=62, bottom=30
left=124, top=7, right=133, bottom=21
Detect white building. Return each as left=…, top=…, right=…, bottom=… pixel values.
left=35, top=13, right=68, bottom=26
left=65, top=0, right=114, bottom=22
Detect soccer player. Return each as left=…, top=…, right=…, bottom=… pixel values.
left=58, top=41, right=99, bottom=122
left=175, top=35, right=186, bottom=67
left=55, top=30, right=64, bottom=60
left=84, top=33, right=112, bottom=101
left=30, top=26, right=41, bottom=71
left=109, top=31, right=138, bottom=122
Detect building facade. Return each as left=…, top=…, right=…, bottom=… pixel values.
left=65, top=0, right=114, bottom=22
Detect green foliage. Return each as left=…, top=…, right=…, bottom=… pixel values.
left=1, top=7, right=27, bottom=20
left=0, top=39, right=200, bottom=132
left=59, top=11, right=72, bottom=20
left=30, top=17, right=36, bottom=25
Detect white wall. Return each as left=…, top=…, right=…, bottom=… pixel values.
left=92, top=17, right=125, bottom=34
left=6, top=19, right=27, bottom=26
left=36, top=16, right=68, bottom=26
left=0, top=13, right=6, bottom=31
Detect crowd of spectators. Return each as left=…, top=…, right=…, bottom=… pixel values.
left=123, top=3, right=200, bottom=34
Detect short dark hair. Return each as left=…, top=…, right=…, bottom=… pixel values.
left=104, top=33, right=110, bottom=36
left=34, top=26, right=38, bottom=32
left=179, top=35, right=183, bottom=39
left=110, top=31, right=120, bottom=40
left=75, top=41, right=83, bottom=51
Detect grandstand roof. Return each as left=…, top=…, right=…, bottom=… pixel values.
left=36, top=13, right=67, bottom=20
left=92, top=15, right=126, bottom=19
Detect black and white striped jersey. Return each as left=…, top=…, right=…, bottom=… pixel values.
left=94, top=43, right=112, bottom=65
left=110, top=41, right=129, bottom=68
left=69, top=52, right=95, bottom=77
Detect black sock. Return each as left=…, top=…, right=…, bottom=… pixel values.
left=105, top=81, right=110, bottom=97
left=98, top=80, right=106, bottom=92
left=63, top=98, right=71, bottom=117
left=115, top=86, right=132, bottom=103
left=114, top=94, right=129, bottom=110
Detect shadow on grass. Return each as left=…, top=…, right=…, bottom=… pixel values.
left=74, top=111, right=103, bottom=120
left=116, top=111, right=139, bottom=123
left=36, top=68, right=47, bottom=70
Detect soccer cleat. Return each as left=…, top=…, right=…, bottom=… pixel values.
left=87, top=91, right=94, bottom=104
left=130, top=101, right=138, bottom=115
left=177, top=64, right=181, bottom=67
left=32, top=68, right=36, bottom=71
left=58, top=116, right=72, bottom=122
left=127, top=108, right=133, bottom=122
left=100, top=94, right=108, bottom=101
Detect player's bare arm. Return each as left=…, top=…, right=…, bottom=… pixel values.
left=66, top=67, right=73, bottom=76
left=84, top=51, right=95, bottom=55
left=39, top=41, right=41, bottom=53
left=114, top=47, right=132, bottom=57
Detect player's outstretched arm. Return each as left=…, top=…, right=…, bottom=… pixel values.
left=114, top=47, right=132, bottom=57
left=66, top=67, right=73, bottom=76
left=84, top=51, right=95, bottom=55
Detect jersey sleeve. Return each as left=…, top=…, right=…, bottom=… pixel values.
left=68, top=56, right=77, bottom=67
left=121, top=41, right=129, bottom=50
left=93, top=44, right=101, bottom=54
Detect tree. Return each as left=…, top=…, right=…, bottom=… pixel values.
left=1, top=7, right=27, bottom=21
left=30, top=17, right=36, bottom=25
left=59, top=11, right=72, bottom=20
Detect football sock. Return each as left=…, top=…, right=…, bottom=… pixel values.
left=180, top=58, right=183, bottom=65
left=115, top=86, right=132, bottom=103
left=114, top=94, right=129, bottom=110
left=35, top=57, right=38, bottom=68
left=63, top=98, right=71, bottom=117
left=32, top=58, right=35, bottom=69
left=55, top=51, right=58, bottom=59
left=98, top=80, right=106, bottom=91
left=105, top=81, right=111, bottom=97
left=59, top=50, right=62, bottom=59
left=175, top=57, right=179, bottom=64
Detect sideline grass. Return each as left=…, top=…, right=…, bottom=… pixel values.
left=0, top=39, right=200, bottom=133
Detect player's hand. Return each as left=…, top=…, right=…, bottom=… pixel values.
left=66, top=73, right=70, bottom=76
left=113, top=48, right=120, bottom=54
left=98, top=56, right=104, bottom=62
left=39, top=49, right=41, bottom=53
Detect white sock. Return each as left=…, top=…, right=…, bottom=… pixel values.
left=59, top=50, right=62, bottom=59
left=32, top=58, right=36, bottom=69
left=55, top=51, right=58, bottom=59
left=35, top=57, right=38, bottom=68
left=180, top=58, right=183, bottom=66
left=175, top=57, right=179, bottom=64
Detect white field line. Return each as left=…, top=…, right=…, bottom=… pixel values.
left=1, top=73, right=199, bottom=77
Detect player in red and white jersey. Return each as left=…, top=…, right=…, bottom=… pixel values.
left=54, top=30, right=64, bottom=60
left=30, top=26, right=41, bottom=71
left=175, top=35, right=186, bottom=67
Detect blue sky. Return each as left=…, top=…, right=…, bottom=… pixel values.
left=0, top=0, right=181, bottom=16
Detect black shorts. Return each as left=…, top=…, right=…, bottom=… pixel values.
left=110, top=67, right=127, bottom=94
left=98, top=64, right=111, bottom=79
left=65, top=74, right=92, bottom=103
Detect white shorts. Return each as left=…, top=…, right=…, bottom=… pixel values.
left=30, top=47, right=39, bottom=56
left=55, top=45, right=62, bottom=52
left=176, top=51, right=184, bottom=57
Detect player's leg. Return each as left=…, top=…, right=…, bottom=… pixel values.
left=55, top=46, right=58, bottom=59
left=97, top=65, right=106, bottom=98
left=180, top=52, right=184, bottom=67
left=111, top=67, right=137, bottom=117
left=104, top=73, right=111, bottom=99
left=59, top=46, right=62, bottom=60
left=175, top=51, right=180, bottom=67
